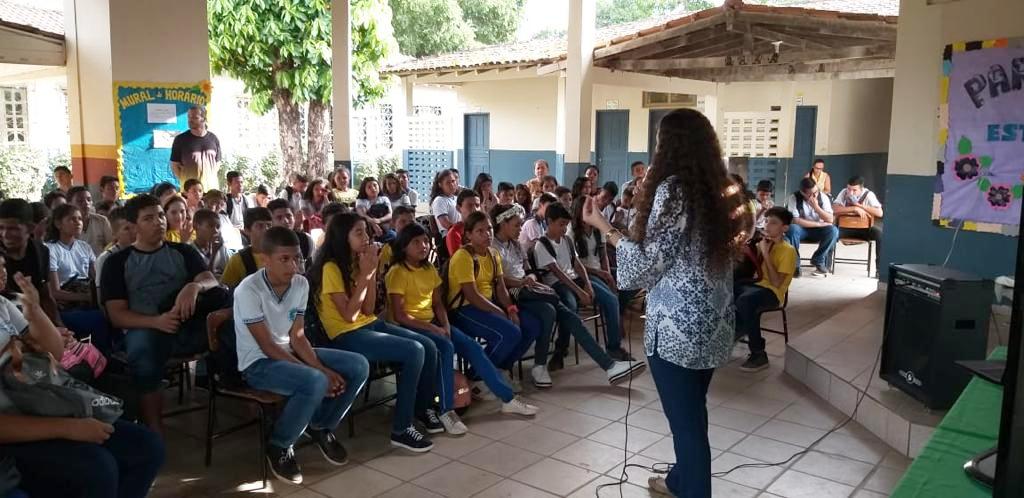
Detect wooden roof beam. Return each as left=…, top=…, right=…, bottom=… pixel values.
left=750, top=25, right=831, bottom=50
left=597, top=25, right=728, bottom=61
left=608, top=44, right=893, bottom=71
left=594, top=12, right=726, bottom=59
left=669, top=58, right=895, bottom=81
left=737, top=12, right=897, bottom=41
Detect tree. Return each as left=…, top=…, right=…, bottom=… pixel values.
left=208, top=0, right=393, bottom=179
left=596, top=0, right=713, bottom=27
left=388, top=0, right=521, bottom=57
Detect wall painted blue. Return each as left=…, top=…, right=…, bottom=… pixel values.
left=880, top=174, right=1017, bottom=280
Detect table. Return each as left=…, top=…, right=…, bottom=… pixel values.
left=890, top=347, right=1006, bottom=497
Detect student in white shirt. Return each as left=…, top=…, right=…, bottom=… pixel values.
left=234, top=226, right=370, bottom=484
left=429, top=169, right=459, bottom=236
left=785, top=177, right=839, bottom=277
left=224, top=171, right=251, bottom=229
left=595, top=182, right=619, bottom=223
left=518, top=193, right=557, bottom=252
left=95, top=207, right=135, bottom=300
left=396, top=169, right=419, bottom=208
left=832, top=175, right=884, bottom=272
left=43, top=204, right=95, bottom=308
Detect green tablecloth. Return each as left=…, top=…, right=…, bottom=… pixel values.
left=890, top=347, right=1006, bottom=498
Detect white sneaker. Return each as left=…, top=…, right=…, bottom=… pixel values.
left=531, top=365, right=552, bottom=388
left=606, top=360, right=647, bottom=385
left=472, top=380, right=497, bottom=401
left=502, top=371, right=523, bottom=393
left=500, top=396, right=539, bottom=416
left=439, top=410, right=468, bottom=435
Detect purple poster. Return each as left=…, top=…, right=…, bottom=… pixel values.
left=938, top=39, right=1024, bottom=228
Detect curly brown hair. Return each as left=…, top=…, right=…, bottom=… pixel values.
left=631, top=108, right=743, bottom=273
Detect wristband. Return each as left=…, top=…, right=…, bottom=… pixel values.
left=505, top=305, right=519, bottom=315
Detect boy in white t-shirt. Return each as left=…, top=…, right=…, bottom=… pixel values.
left=233, top=226, right=369, bottom=485
left=534, top=203, right=633, bottom=361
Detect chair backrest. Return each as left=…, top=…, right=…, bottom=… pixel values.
left=206, top=308, right=232, bottom=352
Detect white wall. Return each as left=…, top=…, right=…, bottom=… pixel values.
left=888, top=0, right=1024, bottom=175
left=450, top=76, right=560, bottom=151
left=828, top=78, right=893, bottom=155
left=108, top=0, right=210, bottom=83
left=26, top=76, right=70, bottom=154
left=716, top=80, right=833, bottom=158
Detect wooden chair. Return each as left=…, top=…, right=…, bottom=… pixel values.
left=832, top=214, right=875, bottom=276
left=203, top=308, right=284, bottom=488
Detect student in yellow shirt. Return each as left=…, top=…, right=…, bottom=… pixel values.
left=220, top=207, right=274, bottom=287
left=164, top=195, right=192, bottom=243
left=735, top=207, right=797, bottom=372
left=377, top=205, right=416, bottom=277
left=311, top=212, right=438, bottom=452
left=388, top=224, right=538, bottom=434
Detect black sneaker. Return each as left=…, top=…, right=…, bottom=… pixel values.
left=548, top=353, right=565, bottom=372
left=417, top=408, right=444, bottom=434
left=307, top=428, right=349, bottom=466
left=739, top=352, right=770, bottom=372
left=266, top=445, right=303, bottom=484
left=607, top=348, right=636, bottom=362
left=391, top=425, right=434, bottom=452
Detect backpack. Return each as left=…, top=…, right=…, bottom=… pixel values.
left=239, top=247, right=259, bottom=276
left=207, top=316, right=244, bottom=388
left=295, top=230, right=312, bottom=271
left=440, top=247, right=499, bottom=309
left=303, top=298, right=332, bottom=348
left=537, top=236, right=579, bottom=272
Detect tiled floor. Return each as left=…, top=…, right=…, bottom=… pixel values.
left=151, top=244, right=911, bottom=497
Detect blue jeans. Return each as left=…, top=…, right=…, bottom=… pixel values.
left=450, top=307, right=537, bottom=370
left=523, top=298, right=615, bottom=370
left=409, top=324, right=515, bottom=408
left=123, top=319, right=207, bottom=393
left=243, top=348, right=370, bottom=448
left=553, top=277, right=623, bottom=352
left=2, top=420, right=164, bottom=498
left=733, top=284, right=780, bottom=355
left=648, top=353, right=714, bottom=498
left=785, top=224, right=839, bottom=268
left=328, top=320, right=437, bottom=434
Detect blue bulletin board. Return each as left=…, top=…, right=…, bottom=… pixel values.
left=113, top=81, right=212, bottom=194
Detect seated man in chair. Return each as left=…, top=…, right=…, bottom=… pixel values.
left=736, top=207, right=797, bottom=372
left=785, top=178, right=838, bottom=277
left=832, top=176, right=884, bottom=272
left=101, top=194, right=225, bottom=436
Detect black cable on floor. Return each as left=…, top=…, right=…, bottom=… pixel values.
left=595, top=307, right=637, bottom=498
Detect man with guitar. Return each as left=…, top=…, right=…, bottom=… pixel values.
left=832, top=176, right=884, bottom=274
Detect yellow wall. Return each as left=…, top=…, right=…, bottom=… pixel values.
left=453, top=76, right=560, bottom=151
left=888, top=0, right=1024, bottom=175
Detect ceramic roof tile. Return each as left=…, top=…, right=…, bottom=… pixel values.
left=0, top=1, right=63, bottom=39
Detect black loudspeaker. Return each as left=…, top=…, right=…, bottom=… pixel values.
left=881, top=264, right=993, bottom=409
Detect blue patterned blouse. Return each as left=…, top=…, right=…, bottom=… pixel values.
left=615, top=177, right=735, bottom=370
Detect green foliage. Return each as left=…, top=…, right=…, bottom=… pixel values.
left=596, top=0, right=712, bottom=27
left=458, top=0, right=521, bottom=45
left=354, top=153, right=400, bottom=182
left=218, top=153, right=284, bottom=192
left=352, top=0, right=394, bottom=108
left=389, top=0, right=521, bottom=57
left=0, top=146, right=49, bottom=201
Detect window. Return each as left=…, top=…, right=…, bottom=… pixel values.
left=1, top=87, right=28, bottom=145
left=642, top=91, right=697, bottom=109
left=722, top=110, right=782, bottom=158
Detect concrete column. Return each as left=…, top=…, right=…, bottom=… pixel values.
left=561, top=0, right=596, bottom=184
left=64, top=0, right=210, bottom=190
left=331, top=0, right=353, bottom=171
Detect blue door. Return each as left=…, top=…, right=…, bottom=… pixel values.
left=596, top=110, right=629, bottom=187
left=464, top=113, right=490, bottom=182
left=791, top=106, right=817, bottom=193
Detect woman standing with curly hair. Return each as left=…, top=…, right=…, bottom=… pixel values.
left=582, top=109, right=745, bottom=498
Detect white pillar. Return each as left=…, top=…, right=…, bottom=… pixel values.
left=331, top=0, right=353, bottom=170
left=393, top=77, right=413, bottom=154
left=561, top=0, right=595, bottom=184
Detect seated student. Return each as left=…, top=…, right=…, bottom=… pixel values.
left=624, top=161, right=646, bottom=191
left=531, top=176, right=559, bottom=211
left=514, top=184, right=533, bottom=218
left=554, top=186, right=572, bottom=208
left=518, top=193, right=556, bottom=252
left=224, top=171, right=251, bottom=230
left=52, top=165, right=73, bottom=194
left=496, top=182, right=516, bottom=208
left=382, top=173, right=412, bottom=210
left=444, top=189, right=481, bottom=256
left=95, top=207, right=135, bottom=303
left=163, top=195, right=192, bottom=243
left=378, top=206, right=416, bottom=276
left=42, top=190, right=66, bottom=211
left=151, top=182, right=178, bottom=206
left=595, top=181, right=619, bottom=222
left=429, top=169, right=460, bottom=236
left=805, top=158, right=832, bottom=196
left=832, top=175, right=884, bottom=271
left=43, top=204, right=96, bottom=311
left=95, top=200, right=115, bottom=219
left=182, top=178, right=204, bottom=213
left=234, top=227, right=370, bottom=484
left=189, top=209, right=230, bottom=279
left=785, top=177, right=838, bottom=277
left=0, top=270, right=165, bottom=498
left=355, top=176, right=394, bottom=241
left=571, top=176, right=594, bottom=200
left=268, top=198, right=315, bottom=271
left=99, top=174, right=125, bottom=208
left=302, top=179, right=332, bottom=231
left=221, top=207, right=274, bottom=287
left=254, top=184, right=271, bottom=208
left=388, top=224, right=537, bottom=431
left=584, top=164, right=600, bottom=185
left=204, top=189, right=243, bottom=251
left=612, top=185, right=637, bottom=232
left=28, top=202, right=49, bottom=241
left=447, top=212, right=538, bottom=378
left=0, top=199, right=63, bottom=326
left=68, top=186, right=113, bottom=256
left=395, top=169, right=418, bottom=209
left=735, top=207, right=797, bottom=371
left=754, top=180, right=774, bottom=232
left=491, top=204, right=645, bottom=386
left=312, top=213, right=439, bottom=452
left=473, top=173, right=498, bottom=214
left=101, top=194, right=223, bottom=434
left=525, top=160, right=549, bottom=199
left=535, top=203, right=634, bottom=361
left=278, top=173, right=308, bottom=216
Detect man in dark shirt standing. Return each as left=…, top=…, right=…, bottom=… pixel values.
left=101, top=194, right=222, bottom=435
left=0, top=199, right=63, bottom=326
left=170, top=105, right=221, bottom=193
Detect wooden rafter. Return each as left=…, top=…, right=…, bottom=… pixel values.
left=749, top=25, right=831, bottom=50
left=668, top=58, right=894, bottom=81
left=736, top=12, right=897, bottom=41
left=593, top=12, right=726, bottom=59
left=604, top=25, right=728, bottom=61
left=607, top=44, right=893, bottom=71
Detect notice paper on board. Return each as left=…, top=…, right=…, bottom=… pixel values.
left=146, top=103, right=177, bottom=124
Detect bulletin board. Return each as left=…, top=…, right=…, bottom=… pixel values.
left=932, top=38, right=1024, bottom=235
left=112, top=80, right=212, bottom=194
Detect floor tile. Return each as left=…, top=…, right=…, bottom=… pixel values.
left=535, top=409, right=612, bottom=437
left=604, top=454, right=664, bottom=488
left=587, top=422, right=664, bottom=453
left=791, top=451, right=875, bottom=487
left=862, top=465, right=904, bottom=494
left=721, top=393, right=793, bottom=418
left=567, top=476, right=650, bottom=498
left=512, top=458, right=600, bottom=496
left=851, top=490, right=887, bottom=498
left=711, top=452, right=786, bottom=490
left=709, top=424, right=748, bottom=451
left=775, top=401, right=847, bottom=431
left=711, top=477, right=761, bottom=498
left=473, top=479, right=559, bottom=498
left=814, top=432, right=888, bottom=465
left=430, top=432, right=494, bottom=460
left=467, top=415, right=535, bottom=441
left=553, top=438, right=633, bottom=474
left=730, top=435, right=805, bottom=463
left=310, top=464, right=402, bottom=498
left=621, top=407, right=671, bottom=435
left=363, top=450, right=450, bottom=481
left=767, top=469, right=856, bottom=498
left=500, top=424, right=579, bottom=456
left=373, top=483, right=445, bottom=498
left=754, top=419, right=828, bottom=447
left=709, top=406, right=772, bottom=433
left=412, top=461, right=502, bottom=498
left=573, top=393, right=635, bottom=420
left=461, top=441, right=545, bottom=477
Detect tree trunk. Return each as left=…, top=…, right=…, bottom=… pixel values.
left=273, top=88, right=305, bottom=178
left=306, top=100, right=330, bottom=178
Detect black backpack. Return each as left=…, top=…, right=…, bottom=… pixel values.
left=440, top=247, right=499, bottom=309
left=208, top=316, right=244, bottom=388
left=536, top=236, right=579, bottom=272
left=239, top=247, right=259, bottom=276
